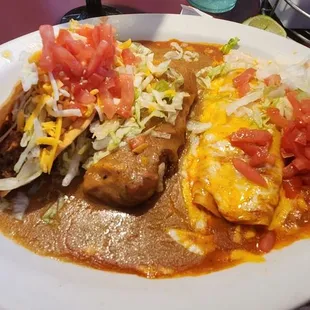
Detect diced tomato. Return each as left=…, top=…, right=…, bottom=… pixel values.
left=102, top=76, right=116, bottom=90
left=281, top=126, right=295, bottom=156
left=233, top=68, right=256, bottom=97
left=305, top=147, right=310, bottom=159
left=233, top=68, right=256, bottom=87
left=75, top=45, right=95, bottom=65
left=65, top=101, right=84, bottom=110
left=232, top=158, right=267, bottom=187
left=39, top=25, right=56, bottom=72
left=98, top=23, right=115, bottom=45
left=287, top=91, right=303, bottom=119
left=307, top=124, right=310, bottom=141
left=86, top=40, right=109, bottom=77
left=301, top=175, right=310, bottom=186
left=128, top=135, right=146, bottom=151
left=268, top=90, right=310, bottom=199
left=57, top=29, right=72, bottom=45
left=70, top=82, right=83, bottom=97
left=293, top=128, right=307, bottom=145
left=99, top=89, right=117, bottom=119
left=264, top=74, right=281, bottom=87
left=92, top=25, right=101, bottom=48
left=301, top=99, right=310, bottom=114
left=88, top=73, right=104, bottom=89
left=99, top=45, right=115, bottom=69
left=122, top=48, right=139, bottom=65
left=236, top=82, right=250, bottom=97
left=267, top=107, right=290, bottom=128
left=75, top=89, right=96, bottom=104
left=232, top=142, right=260, bottom=156
left=292, top=157, right=310, bottom=171
left=230, top=128, right=272, bottom=146
left=99, top=75, right=121, bottom=98
left=117, top=74, right=134, bottom=118
left=66, top=39, right=85, bottom=56
left=283, top=163, right=299, bottom=179
left=96, top=67, right=116, bottom=78
left=283, top=177, right=303, bottom=199
left=302, top=113, right=310, bottom=124
left=77, top=26, right=96, bottom=47
left=53, top=65, right=75, bottom=86
left=249, top=148, right=276, bottom=167
left=52, top=45, right=83, bottom=77
left=292, top=140, right=307, bottom=159
left=108, top=76, right=122, bottom=98
left=258, top=231, right=276, bottom=253
left=249, top=151, right=268, bottom=167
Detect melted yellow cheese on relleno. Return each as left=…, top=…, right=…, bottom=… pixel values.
left=183, top=71, right=283, bottom=227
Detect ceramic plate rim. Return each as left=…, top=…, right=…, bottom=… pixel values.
left=0, top=14, right=309, bottom=310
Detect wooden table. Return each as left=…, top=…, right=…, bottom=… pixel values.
left=0, top=0, right=260, bottom=44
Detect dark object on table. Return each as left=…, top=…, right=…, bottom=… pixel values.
left=261, top=0, right=310, bottom=47
left=209, top=0, right=260, bottom=23
left=60, top=0, right=121, bottom=24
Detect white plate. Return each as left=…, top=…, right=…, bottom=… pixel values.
left=0, top=14, right=309, bottom=310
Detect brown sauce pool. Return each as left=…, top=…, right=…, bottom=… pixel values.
left=1, top=41, right=310, bottom=279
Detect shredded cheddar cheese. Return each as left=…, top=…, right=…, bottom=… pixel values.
left=42, top=83, right=53, bottom=95
left=164, top=89, right=176, bottom=97
left=42, top=121, right=57, bottom=137
left=90, top=89, right=99, bottom=96
left=36, top=137, right=59, bottom=146
left=24, top=95, right=49, bottom=132
left=119, top=39, right=132, bottom=49
left=84, top=104, right=94, bottom=118
left=40, top=148, right=50, bottom=173
left=28, top=50, right=42, bottom=64
left=39, top=117, right=62, bottom=173
left=115, top=57, right=124, bottom=67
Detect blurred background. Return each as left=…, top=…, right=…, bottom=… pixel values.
left=0, top=0, right=309, bottom=45
left=0, top=0, right=260, bottom=44
left=2, top=0, right=188, bottom=43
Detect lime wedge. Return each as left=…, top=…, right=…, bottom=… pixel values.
left=243, top=15, right=287, bottom=37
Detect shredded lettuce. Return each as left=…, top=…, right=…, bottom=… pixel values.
left=274, top=97, right=293, bottom=120
left=183, top=51, right=199, bottom=62
left=208, top=64, right=229, bottom=80
left=90, top=120, right=120, bottom=141
left=196, top=64, right=229, bottom=89
left=130, top=42, right=152, bottom=56
left=296, top=89, right=310, bottom=101
left=187, top=121, right=212, bottom=134
left=154, top=80, right=170, bottom=92
left=226, top=90, right=263, bottom=116
left=141, top=110, right=166, bottom=127
left=42, top=194, right=65, bottom=224
left=0, top=198, right=10, bottom=212
left=12, top=192, right=29, bottom=221
left=19, top=52, right=39, bottom=92
left=164, top=42, right=183, bottom=60
left=14, top=133, right=37, bottom=173
left=164, top=42, right=199, bottom=62
left=221, top=37, right=240, bottom=55
left=166, top=68, right=184, bottom=88
left=147, top=58, right=171, bottom=77
left=62, top=153, right=81, bottom=187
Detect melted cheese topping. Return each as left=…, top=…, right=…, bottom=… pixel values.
left=182, top=70, right=283, bottom=228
